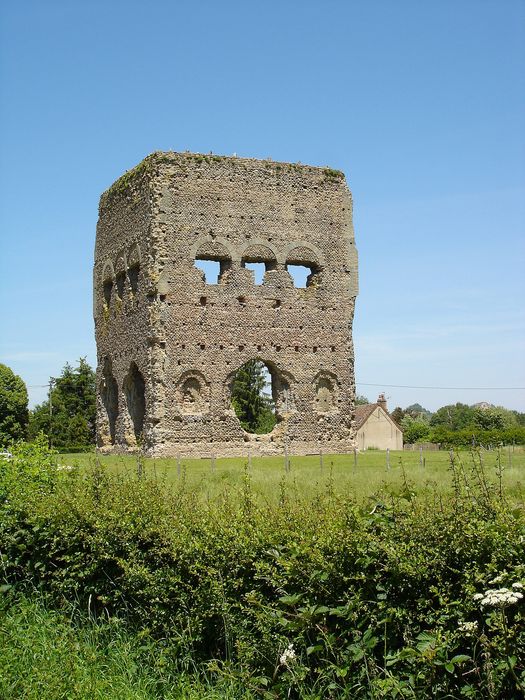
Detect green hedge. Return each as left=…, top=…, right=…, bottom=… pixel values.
left=429, top=426, right=525, bottom=447
left=1, top=439, right=524, bottom=698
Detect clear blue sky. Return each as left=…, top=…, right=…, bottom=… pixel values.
left=1, top=0, right=524, bottom=412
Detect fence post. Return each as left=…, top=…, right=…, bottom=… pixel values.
left=386, top=448, right=390, bottom=471
left=353, top=447, right=358, bottom=469
left=319, top=446, right=324, bottom=472
left=284, top=440, right=290, bottom=473
left=419, top=445, right=423, bottom=467
left=211, top=453, right=216, bottom=473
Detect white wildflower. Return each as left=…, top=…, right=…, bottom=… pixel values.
left=489, top=575, right=505, bottom=585
left=512, top=582, right=524, bottom=590
left=475, top=587, right=524, bottom=608
left=279, top=643, right=296, bottom=667
left=458, top=621, right=478, bottom=634
left=57, top=465, right=74, bottom=471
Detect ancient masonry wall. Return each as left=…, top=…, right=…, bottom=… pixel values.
left=94, top=152, right=359, bottom=457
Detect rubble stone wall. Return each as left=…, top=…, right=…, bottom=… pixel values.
left=94, top=152, right=359, bottom=457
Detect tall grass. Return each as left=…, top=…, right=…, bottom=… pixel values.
left=58, top=447, right=525, bottom=504
left=0, top=596, right=253, bottom=700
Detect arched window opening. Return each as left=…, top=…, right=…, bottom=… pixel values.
left=115, top=271, right=126, bottom=299
left=285, top=246, right=321, bottom=288
left=194, top=259, right=222, bottom=284
left=123, top=362, right=145, bottom=442
left=286, top=264, right=317, bottom=288
left=101, top=358, right=118, bottom=444
left=243, top=261, right=266, bottom=284
left=230, top=359, right=277, bottom=434
left=241, top=245, right=277, bottom=285
left=194, top=241, right=232, bottom=285
left=128, top=263, right=140, bottom=295
left=103, top=280, right=113, bottom=307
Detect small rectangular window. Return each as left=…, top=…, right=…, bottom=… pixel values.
left=244, top=262, right=265, bottom=284
left=195, top=259, right=221, bottom=284
left=287, top=265, right=313, bottom=288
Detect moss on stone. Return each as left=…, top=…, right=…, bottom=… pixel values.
left=323, top=168, right=345, bottom=181
left=102, top=154, right=156, bottom=204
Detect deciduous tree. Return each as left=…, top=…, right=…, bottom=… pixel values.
left=28, top=358, right=96, bottom=451
left=0, top=364, right=28, bottom=446
left=355, top=394, right=370, bottom=406
left=401, top=415, right=431, bottom=444
left=430, top=403, right=475, bottom=431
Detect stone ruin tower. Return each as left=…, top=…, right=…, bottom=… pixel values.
left=94, top=152, right=359, bottom=457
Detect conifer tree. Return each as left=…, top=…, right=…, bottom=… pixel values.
left=231, top=360, right=276, bottom=433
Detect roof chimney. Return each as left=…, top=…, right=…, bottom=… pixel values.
left=377, top=393, right=387, bottom=411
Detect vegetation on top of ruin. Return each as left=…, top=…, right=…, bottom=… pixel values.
left=101, top=152, right=347, bottom=204
left=101, top=153, right=157, bottom=204
left=323, top=167, right=345, bottom=181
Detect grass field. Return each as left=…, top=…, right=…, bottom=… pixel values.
left=58, top=446, right=525, bottom=503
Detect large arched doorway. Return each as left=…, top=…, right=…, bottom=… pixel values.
left=230, top=359, right=276, bottom=434
left=123, top=362, right=146, bottom=443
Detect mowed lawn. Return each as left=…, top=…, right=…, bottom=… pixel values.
left=58, top=446, right=525, bottom=503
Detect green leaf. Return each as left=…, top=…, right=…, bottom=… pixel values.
left=314, top=605, right=330, bottom=615
left=450, top=654, right=470, bottom=664
left=306, top=645, right=323, bottom=656
left=278, top=594, right=302, bottom=606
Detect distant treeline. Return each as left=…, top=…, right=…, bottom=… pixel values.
left=386, top=401, right=525, bottom=446
left=428, top=425, right=525, bottom=448
left=2, top=361, right=525, bottom=451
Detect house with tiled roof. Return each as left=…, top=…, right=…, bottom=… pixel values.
left=354, top=393, right=403, bottom=451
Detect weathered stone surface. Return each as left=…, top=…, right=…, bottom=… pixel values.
left=94, top=152, right=359, bottom=457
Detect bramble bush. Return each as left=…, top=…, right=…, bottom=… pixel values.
left=0, top=441, right=524, bottom=698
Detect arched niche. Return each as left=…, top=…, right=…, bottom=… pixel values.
left=101, top=261, right=115, bottom=307
left=123, top=362, right=146, bottom=443
left=176, top=370, right=210, bottom=415
left=313, top=371, right=339, bottom=414
left=115, top=255, right=127, bottom=300
left=100, top=357, right=119, bottom=443
left=127, top=243, right=141, bottom=295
